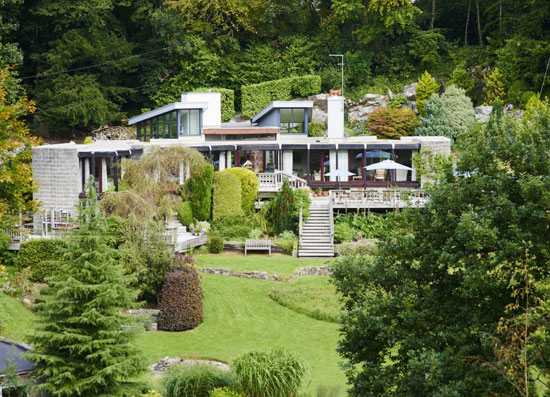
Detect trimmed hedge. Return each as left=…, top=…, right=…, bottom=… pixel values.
left=225, top=168, right=258, bottom=213
left=207, top=236, right=225, bottom=254
left=158, top=265, right=204, bottom=331
left=177, top=201, right=194, bottom=228
left=18, top=238, right=68, bottom=282
left=241, top=75, right=321, bottom=119
left=193, top=87, right=235, bottom=122
left=212, top=171, right=243, bottom=220
left=185, top=163, right=214, bottom=222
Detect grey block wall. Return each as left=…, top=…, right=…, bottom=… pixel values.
left=32, top=146, right=81, bottom=234
left=415, top=137, right=451, bottom=187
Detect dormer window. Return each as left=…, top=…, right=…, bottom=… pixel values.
left=280, top=108, right=309, bottom=133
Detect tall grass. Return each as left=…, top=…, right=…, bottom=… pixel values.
left=161, top=363, right=235, bottom=397
left=232, top=348, right=309, bottom=397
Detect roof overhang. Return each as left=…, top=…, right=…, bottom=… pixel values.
left=128, top=102, right=209, bottom=125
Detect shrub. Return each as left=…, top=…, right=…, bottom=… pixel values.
left=83, top=136, right=93, bottom=144
left=308, top=123, right=325, bottom=137
left=174, top=253, right=195, bottom=266
left=212, top=171, right=243, bottom=220
left=520, top=91, right=537, bottom=109
left=158, top=265, right=204, bottom=331
left=334, top=222, right=356, bottom=243
left=241, top=75, right=321, bottom=118
left=211, top=387, right=244, bottom=397
left=440, top=85, right=475, bottom=137
left=207, top=236, right=225, bottom=254
left=142, top=390, right=162, bottom=397
left=248, top=228, right=263, bottom=239
left=416, top=71, right=439, bottom=116
left=267, top=179, right=295, bottom=234
left=232, top=348, right=309, bottom=397
left=367, top=107, right=419, bottom=139
left=277, top=230, right=295, bottom=255
left=292, top=188, right=311, bottom=223
left=210, top=215, right=265, bottom=241
left=161, top=364, right=235, bottom=397
left=184, top=163, right=214, bottom=222
left=18, top=238, right=68, bottom=282
left=177, top=201, right=194, bottom=228
left=483, top=67, right=506, bottom=105
left=507, top=80, right=529, bottom=106
left=193, top=88, right=235, bottom=122
left=388, top=94, right=407, bottom=109
left=416, top=94, right=455, bottom=139
left=225, top=168, right=259, bottom=213
left=448, top=67, right=475, bottom=98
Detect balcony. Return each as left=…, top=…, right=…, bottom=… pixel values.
left=330, top=189, right=428, bottom=209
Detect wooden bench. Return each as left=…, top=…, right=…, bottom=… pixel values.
left=245, top=239, right=271, bottom=256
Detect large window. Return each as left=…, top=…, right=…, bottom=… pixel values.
left=180, top=109, right=201, bottom=136
left=292, top=150, right=307, bottom=180
left=309, top=150, right=330, bottom=181
left=280, top=108, right=306, bottom=133
left=348, top=149, right=363, bottom=181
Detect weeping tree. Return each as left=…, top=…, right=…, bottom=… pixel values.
left=28, top=180, right=145, bottom=396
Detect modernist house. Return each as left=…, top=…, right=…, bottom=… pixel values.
left=30, top=91, right=450, bottom=246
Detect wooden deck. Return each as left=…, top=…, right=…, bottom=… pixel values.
left=330, top=189, right=428, bottom=209
left=257, top=171, right=308, bottom=193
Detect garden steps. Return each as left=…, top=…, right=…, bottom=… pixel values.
left=299, top=200, right=334, bottom=258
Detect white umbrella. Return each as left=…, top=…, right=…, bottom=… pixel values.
left=324, top=168, right=356, bottom=189
left=364, top=160, right=413, bottom=171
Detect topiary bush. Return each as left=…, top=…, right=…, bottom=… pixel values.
left=241, top=75, right=321, bottom=119
left=177, top=201, right=194, bottom=228
left=18, top=238, right=68, bottom=282
left=184, top=163, right=214, bottom=222
left=367, top=107, right=419, bottom=139
left=232, top=348, right=309, bottom=397
left=161, top=364, right=235, bottom=397
left=225, top=168, right=259, bottom=214
left=212, top=171, right=243, bottom=220
left=158, top=265, right=204, bottom=331
left=207, top=236, right=225, bottom=254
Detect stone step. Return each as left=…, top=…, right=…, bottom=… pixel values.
left=298, top=252, right=334, bottom=257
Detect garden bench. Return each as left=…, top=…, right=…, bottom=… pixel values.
left=245, top=239, right=271, bottom=256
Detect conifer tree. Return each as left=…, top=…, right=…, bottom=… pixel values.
left=415, top=94, right=454, bottom=139
left=415, top=71, right=439, bottom=116
left=28, top=180, right=145, bottom=397
left=483, top=67, right=506, bottom=105
left=270, top=178, right=295, bottom=234
left=440, top=85, right=475, bottom=137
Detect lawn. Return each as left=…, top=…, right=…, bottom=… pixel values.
left=0, top=293, right=36, bottom=342
left=139, top=273, right=347, bottom=395
left=195, top=253, right=328, bottom=278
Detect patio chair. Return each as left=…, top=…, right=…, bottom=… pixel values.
left=374, top=169, right=386, bottom=181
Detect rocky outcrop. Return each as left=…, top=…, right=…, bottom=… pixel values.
left=198, top=266, right=332, bottom=281
left=475, top=105, right=493, bottom=122
left=403, top=83, right=417, bottom=100
left=347, top=93, right=388, bottom=121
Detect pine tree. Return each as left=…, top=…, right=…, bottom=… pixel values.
left=483, top=67, right=506, bottom=105
left=270, top=178, right=295, bottom=234
left=28, top=180, right=145, bottom=397
left=416, top=71, right=439, bottom=117
left=415, top=94, right=454, bottom=139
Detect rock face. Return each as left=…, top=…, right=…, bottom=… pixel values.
left=475, top=105, right=493, bottom=122
left=347, top=93, right=389, bottom=121
left=403, top=83, right=417, bottom=100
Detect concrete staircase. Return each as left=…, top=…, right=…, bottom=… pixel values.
left=298, top=199, right=334, bottom=257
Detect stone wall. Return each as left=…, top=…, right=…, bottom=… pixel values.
left=32, top=145, right=80, bottom=233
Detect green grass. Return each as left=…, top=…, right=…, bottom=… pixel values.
left=195, top=253, right=328, bottom=278
left=139, top=274, right=346, bottom=394
left=0, top=293, right=36, bottom=342
left=268, top=276, right=342, bottom=323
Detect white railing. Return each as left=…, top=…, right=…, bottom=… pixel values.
left=329, top=200, right=334, bottom=248
left=298, top=208, right=303, bottom=249
left=330, top=189, right=428, bottom=208
left=257, top=171, right=308, bottom=192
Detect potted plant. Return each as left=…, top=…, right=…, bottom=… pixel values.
left=196, top=221, right=211, bottom=236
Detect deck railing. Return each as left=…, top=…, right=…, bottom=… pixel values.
left=257, top=171, right=308, bottom=192
left=330, top=189, right=428, bottom=208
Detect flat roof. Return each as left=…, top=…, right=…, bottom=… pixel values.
left=128, top=102, right=209, bottom=125
left=0, top=339, right=33, bottom=375
left=33, top=140, right=144, bottom=154
left=251, top=101, right=313, bottom=124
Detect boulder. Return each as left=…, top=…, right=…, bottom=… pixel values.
left=475, top=105, right=493, bottom=122
left=307, top=94, right=328, bottom=112
left=311, top=106, right=328, bottom=124
left=403, top=83, right=417, bottom=100
left=347, top=94, right=388, bottom=121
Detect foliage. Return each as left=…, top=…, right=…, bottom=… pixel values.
left=344, top=50, right=372, bottom=88
left=407, top=30, right=445, bottom=71
left=483, top=67, right=506, bottom=105
left=83, top=136, right=93, bottom=144
left=158, top=265, right=204, bottom=332
left=241, top=75, right=321, bottom=119
left=211, top=387, right=244, bottom=397
left=415, top=71, right=439, bottom=116
left=177, top=201, right=194, bottom=227
left=267, top=179, right=295, bottom=234
left=269, top=277, right=340, bottom=323
left=161, top=363, right=235, bottom=397
left=233, top=348, right=309, bottom=397
left=210, top=215, right=262, bottom=241
left=415, top=94, right=455, bottom=139
left=332, top=106, right=550, bottom=395
left=388, top=94, right=407, bottom=109
left=208, top=236, right=225, bottom=254
left=367, top=107, right=419, bottom=139
left=507, top=80, right=529, bottom=106
left=184, top=163, right=214, bottom=222
left=194, top=88, right=234, bottom=122
left=191, top=221, right=211, bottom=233
left=292, top=188, right=311, bottom=223
left=248, top=228, right=263, bottom=239
left=225, top=168, right=259, bottom=214
left=276, top=230, right=295, bottom=255
left=333, top=222, right=356, bottom=244
left=27, top=183, right=145, bottom=396
left=0, top=69, right=39, bottom=237
left=212, top=170, right=243, bottom=220
left=440, top=85, right=475, bottom=137
left=142, top=390, right=163, bottom=397
left=17, top=238, right=67, bottom=282
left=308, top=123, right=326, bottom=137
left=333, top=213, right=389, bottom=243
left=523, top=95, right=547, bottom=123
left=448, top=67, right=475, bottom=99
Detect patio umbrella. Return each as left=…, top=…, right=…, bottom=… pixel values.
left=356, top=150, right=391, bottom=159
left=324, top=168, right=356, bottom=189
left=364, top=160, right=413, bottom=185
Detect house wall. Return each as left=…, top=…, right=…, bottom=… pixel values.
left=32, top=146, right=80, bottom=234
left=256, top=110, right=279, bottom=128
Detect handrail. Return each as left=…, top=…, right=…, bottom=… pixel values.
left=329, top=200, right=334, bottom=249
left=298, top=207, right=303, bottom=249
